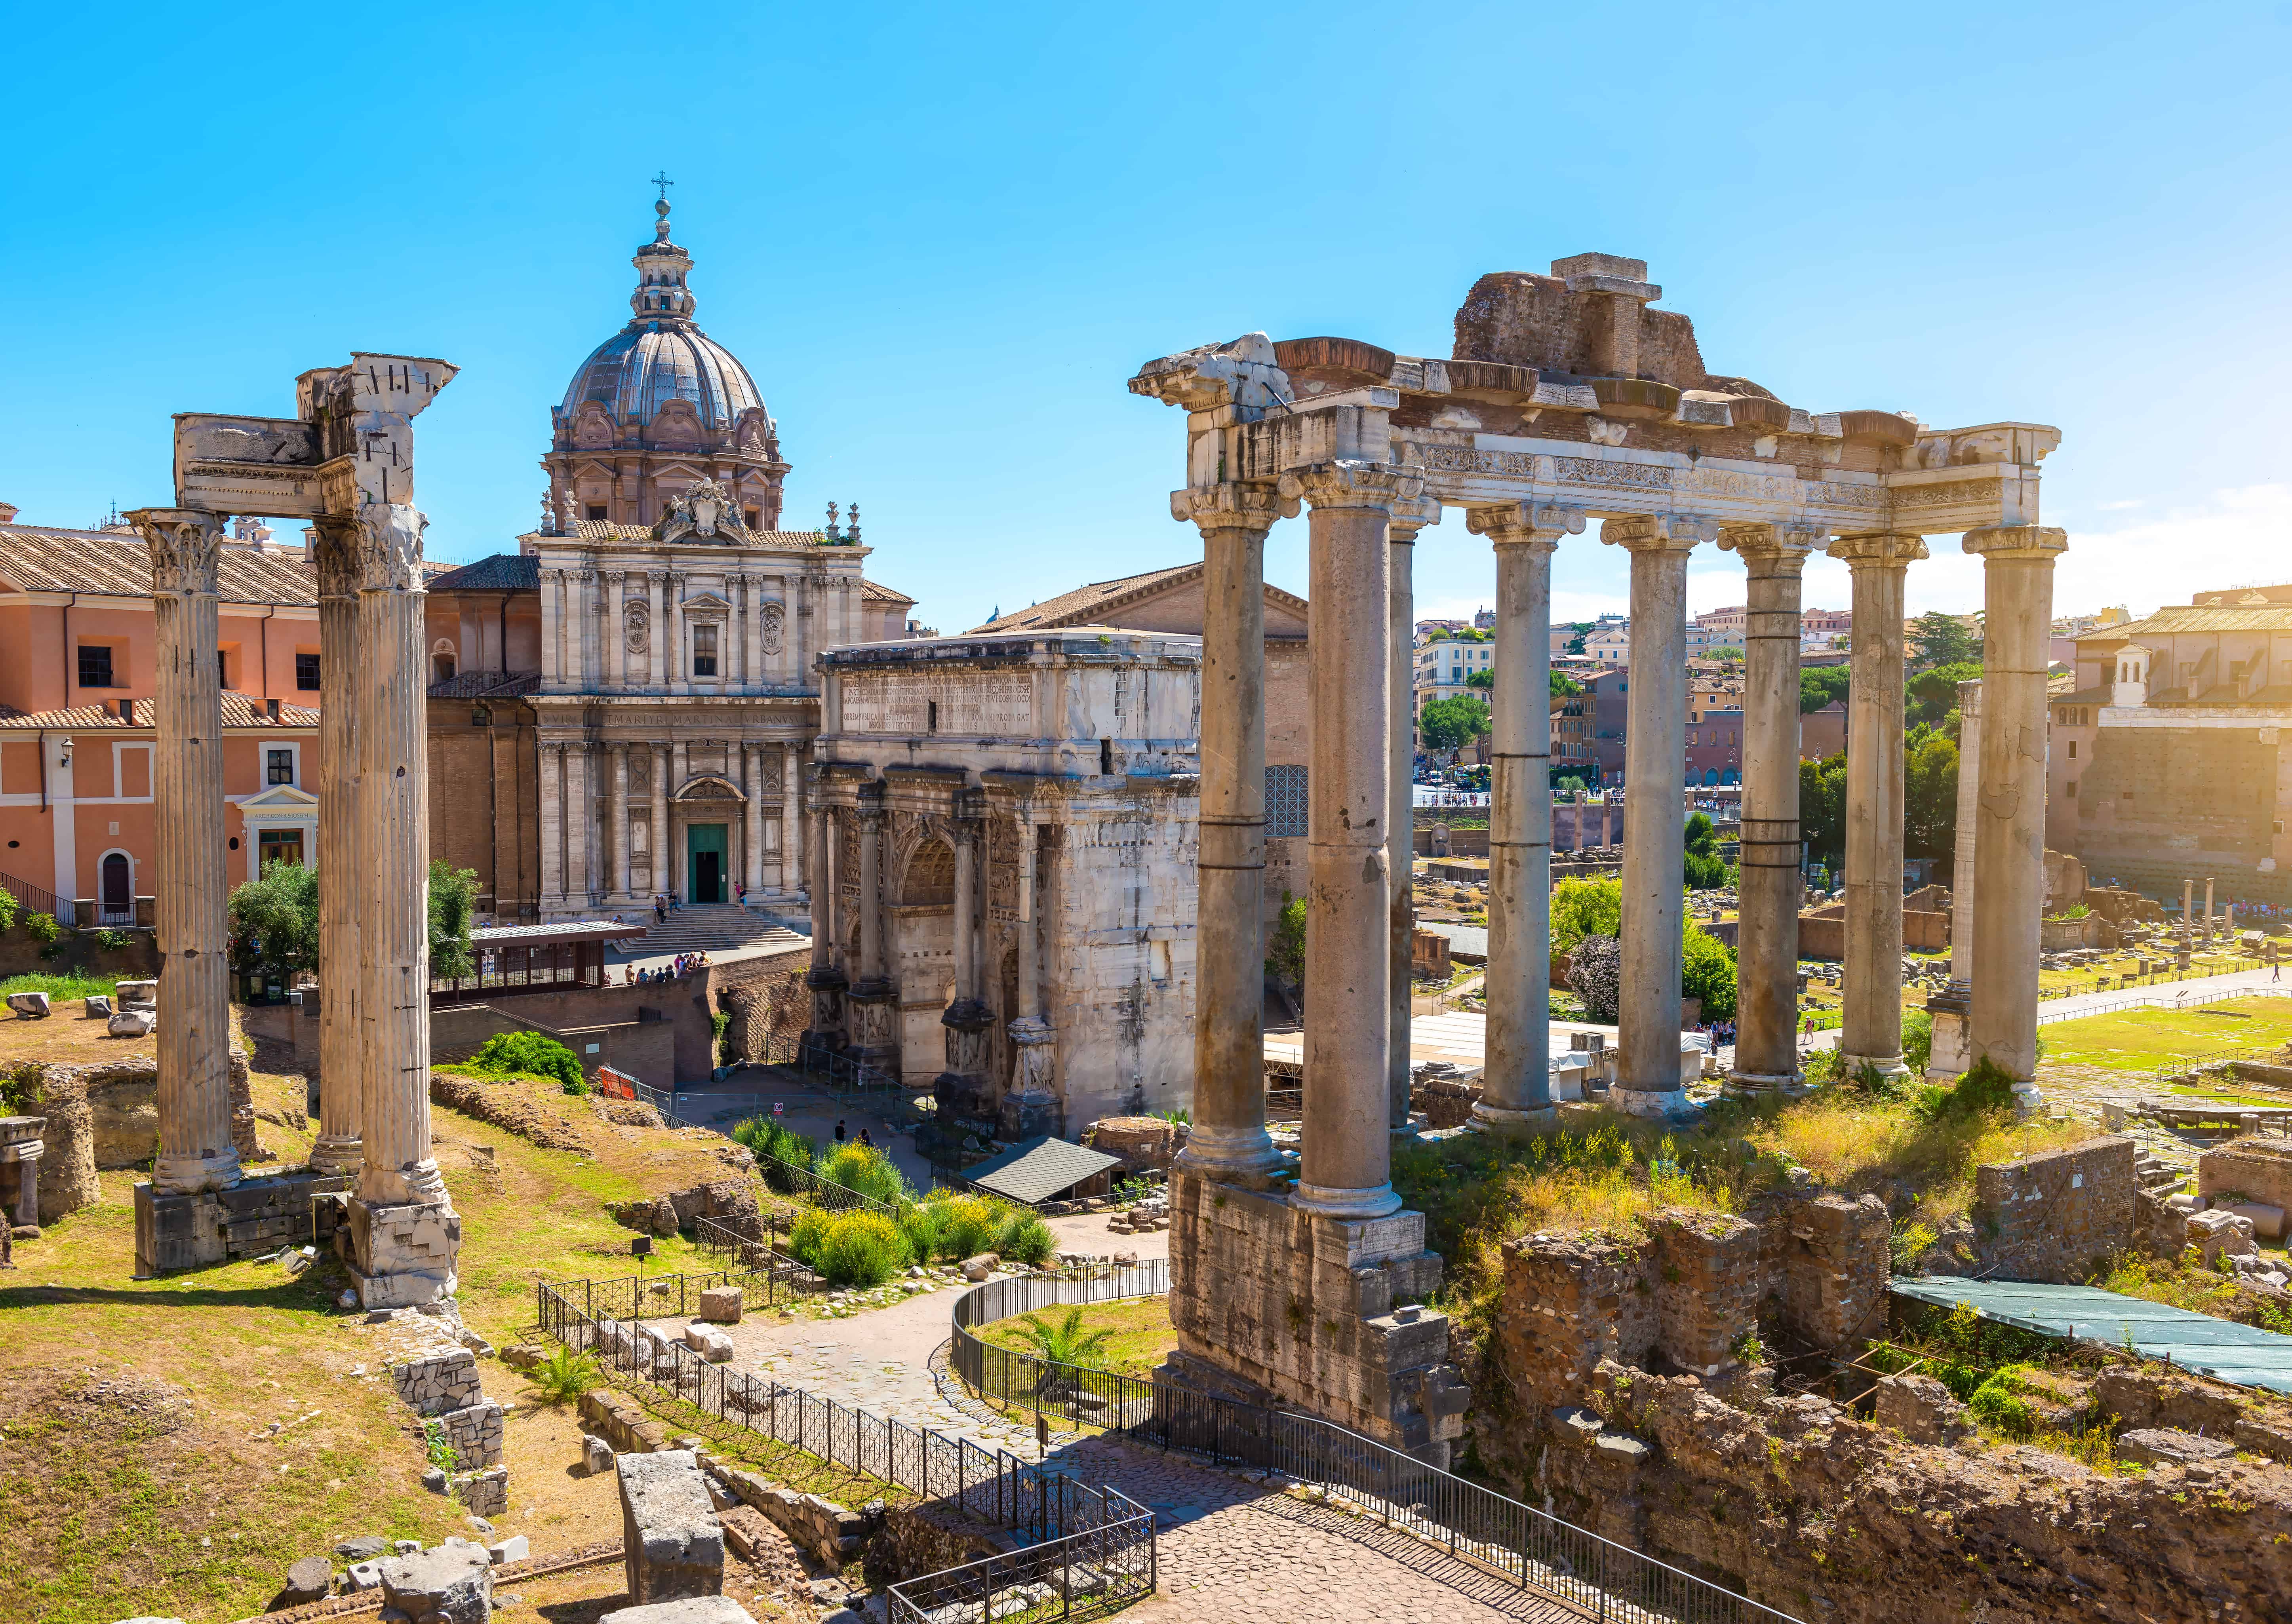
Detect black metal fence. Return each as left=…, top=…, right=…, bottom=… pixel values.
left=754, top=1031, right=907, bottom=1110
left=949, top=1265, right=1803, bottom=1624
left=534, top=1266, right=1157, bottom=1616
left=887, top=1492, right=1157, bottom=1624
left=750, top=1148, right=902, bottom=1215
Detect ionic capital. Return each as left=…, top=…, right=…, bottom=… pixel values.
left=128, top=507, right=225, bottom=597
left=1277, top=460, right=1423, bottom=513
left=1961, top=524, right=2069, bottom=561
left=352, top=501, right=428, bottom=592
left=1386, top=492, right=1444, bottom=544
left=1169, top=481, right=1292, bottom=535
left=1826, top=531, right=1929, bottom=570
left=1719, top=520, right=1825, bottom=566
left=1599, top=512, right=1717, bottom=555
left=1466, top=500, right=1586, bottom=550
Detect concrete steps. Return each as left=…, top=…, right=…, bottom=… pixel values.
left=623, top=904, right=806, bottom=957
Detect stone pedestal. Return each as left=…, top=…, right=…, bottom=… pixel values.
left=1165, top=1170, right=1468, bottom=1464
left=801, top=968, right=848, bottom=1053
left=1000, top=1017, right=1058, bottom=1139
left=0, top=1116, right=43, bottom=1228
left=342, top=1195, right=462, bottom=1308
left=845, top=983, right=899, bottom=1076
left=933, top=998, right=995, bottom=1126
left=134, top=1167, right=353, bottom=1276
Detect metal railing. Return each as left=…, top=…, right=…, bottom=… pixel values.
left=949, top=1264, right=1803, bottom=1624
left=748, top=1147, right=903, bottom=1215
left=690, top=1214, right=826, bottom=1284
left=752, top=1031, right=909, bottom=1109
left=0, top=871, right=66, bottom=925
left=534, top=1266, right=1157, bottom=1614
left=887, top=1495, right=1157, bottom=1624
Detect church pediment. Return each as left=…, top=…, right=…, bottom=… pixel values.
left=674, top=773, right=746, bottom=802
left=682, top=590, right=733, bottom=612
left=240, top=782, right=320, bottom=811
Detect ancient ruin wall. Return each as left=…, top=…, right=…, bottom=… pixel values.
left=1971, top=1135, right=2136, bottom=1283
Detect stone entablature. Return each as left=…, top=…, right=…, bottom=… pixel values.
left=809, top=630, right=1202, bottom=1134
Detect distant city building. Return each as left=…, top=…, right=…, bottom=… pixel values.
left=1413, top=629, right=1494, bottom=724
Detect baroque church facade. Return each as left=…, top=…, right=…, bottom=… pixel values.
left=422, top=198, right=916, bottom=923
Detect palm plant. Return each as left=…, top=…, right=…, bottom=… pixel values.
left=530, top=1345, right=603, bottom=1404
left=1013, top=1305, right=1116, bottom=1370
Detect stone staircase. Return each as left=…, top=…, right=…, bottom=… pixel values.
left=622, top=903, right=807, bottom=958
left=2136, top=1152, right=2190, bottom=1198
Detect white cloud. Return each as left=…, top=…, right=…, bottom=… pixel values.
left=2043, top=485, right=2292, bottom=618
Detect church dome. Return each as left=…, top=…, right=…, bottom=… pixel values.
left=559, top=197, right=765, bottom=430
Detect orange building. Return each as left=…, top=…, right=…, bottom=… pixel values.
left=0, top=512, right=322, bottom=922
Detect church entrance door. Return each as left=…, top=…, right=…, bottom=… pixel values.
left=688, top=823, right=728, bottom=903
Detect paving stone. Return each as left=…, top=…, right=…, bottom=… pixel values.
left=338, top=1537, right=390, bottom=1561
left=598, top=1599, right=757, bottom=1624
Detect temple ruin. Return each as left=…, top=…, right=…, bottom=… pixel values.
left=1131, top=253, right=2065, bottom=1456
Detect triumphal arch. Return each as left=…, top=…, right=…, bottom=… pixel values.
left=1132, top=254, right=2063, bottom=1458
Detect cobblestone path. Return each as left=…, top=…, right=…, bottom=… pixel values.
left=1057, top=1438, right=1584, bottom=1624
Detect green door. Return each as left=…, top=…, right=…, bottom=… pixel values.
left=687, top=823, right=729, bottom=904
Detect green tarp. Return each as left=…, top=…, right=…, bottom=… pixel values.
left=1891, top=1276, right=2292, bottom=1393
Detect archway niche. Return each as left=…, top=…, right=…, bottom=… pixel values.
left=890, top=837, right=958, bottom=1080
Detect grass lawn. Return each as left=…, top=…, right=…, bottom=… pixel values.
left=975, top=1297, right=1177, bottom=1380
left=0, top=1033, right=755, bottom=1624
left=2035, top=996, right=2292, bottom=1076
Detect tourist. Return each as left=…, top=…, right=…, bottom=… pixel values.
left=735, top=879, right=746, bottom=906
left=858, top=1128, right=873, bottom=1149
left=654, top=896, right=668, bottom=924
left=834, top=1118, right=847, bottom=1145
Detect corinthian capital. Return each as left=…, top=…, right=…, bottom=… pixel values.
left=354, top=501, right=428, bottom=591
left=1277, top=460, right=1424, bottom=513
left=127, top=507, right=225, bottom=597
left=1466, top=500, right=1586, bottom=548
left=1599, top=512, right=1718, bottom=554
left=1719, top=520, right=1826, bottom=565
left=1826, top=531, right=1930, bottom=569
left=309, top=514, right=361, bottom=600
left=1961, top=525, right=2069, bottom=561
left=1386, top=492, right=1444, bottom=543
left=1171, top=481, right=1293, bottom=534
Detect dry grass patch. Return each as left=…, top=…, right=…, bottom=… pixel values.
left=1744, top=1095, right=2091, bottom=1230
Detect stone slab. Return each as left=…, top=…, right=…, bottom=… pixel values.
left=599, top=1599, right=756, bottom=1624
left=132, top=1168, right=354, bottom=1276
left=377, top=1542, right=492, bottom=1624
left=618, top=1449, right=723, bottom=1605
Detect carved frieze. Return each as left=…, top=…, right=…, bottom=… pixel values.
left=624, top=599, right=649, bottom=654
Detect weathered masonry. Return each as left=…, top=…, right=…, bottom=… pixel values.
left=1133, top=254, right=2064, bottom=1457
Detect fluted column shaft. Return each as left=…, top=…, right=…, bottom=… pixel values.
left=1832, top=533, right=1927, bottom=1077
left=811, top=804, right=837, bottom=972
left=858, top=804, right=886, bottom=983
left=1175, top=488, right=1286, bottom=1184
left=310, top=520, right=364, bottom=1172
left=1603, top=515, right=1706, bottom=1112
left=130, top=509, right=241, bottom=1194
left=1472, top=503, right=1581, bottom=1124
left=611, top=744, right=632, bottom=900
left=650, top=744, right=671, bottom=897
left=355, top=504, right=446, bottom=1208
left=1948, top=680, right=1984, bottom=987
left=1966, top=526, right=2069, bottom=1084
left=1014, top=822, right=1039, bottom=1017
left=1388, top=525, right=1416, bottom=1130
left=1725, top=526, right=1816, bottom=1090
left=1282, top=462, right=1411, bottom=1220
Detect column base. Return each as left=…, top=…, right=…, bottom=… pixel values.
left=846, top=980, right=900, bottom=1073
left=1468, top=1103, right=1559, bottom=1133
left=1173, top=1124, right=1289, bottom=1187
left=1000, top=1017, right=1058, bottom=1139
left=154, top=1149, right=244, bottom=1197
left=2012, top=1082, right=2046, bottom=1119
left=1926, top=1000, right=1974, bottom=1078
left=308, top=1135, right=363, bottom=1177
left=1839, top=1053, right=1912, bottom=1081
left=1289, top=1178, right=1403, bottom=1220
left=340, top=1196, right=461, bottom=1309
left=1610, top=1086, right=1693, bottom=1120
left=1723, top=1069, right=1808, bottom=1098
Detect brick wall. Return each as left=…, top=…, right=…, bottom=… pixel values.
left=425, top=700, right=541, bottom=922
left=1652, top=1213, right=1763, bottom=1374
left=1971, top=1135, right=2136, bottom=1283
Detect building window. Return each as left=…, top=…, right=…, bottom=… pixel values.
left=586, top=504, right=608, bottom=521
left=267, top=748, right=295, bottom=785
left=296, top=652, right=321, bottom=690
left=927, top=700, right=939, bottom=733
left=693, top=624, right=719, bottom=677
left=432, top=651, right=456, bottom=683
left=257, top=828, right=305, bottom=870
left=78, top=645, right=115, bottom=688
left=2068, top=740, right=2076, bottom=758
left=1265, top=764, right=1309, bottom=839
left=217, top=650, right=231, bottom=689
left=2067, top=780, right=2078, bottom=799
left=745, top=508, right=761, bottom=529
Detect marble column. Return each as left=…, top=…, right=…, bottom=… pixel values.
left=803, top=795, right=847, bottom=1050
left=611, top=743, right=632, bottom=900
left=848, top=797, right=898, bottom=1071
left=650, top=744, right=671, bottom=898
left=1926, top=678, right=1984, bottom=1076
left=937, top=814, right=994, bottom=1118
left=127, top=508, right=241, bottom=1195
left=744, top=744, right=765, bottom=900
left=565, top=745, right=590, bottom=906
left=1003, top=819, right=1058, bottom=1137
left=1830, top=532, right=1928, bottom=1078
left=348, top=500, right=456, bottom=1306
left=540, top=743, right=564, bottom=911
left=1387, top=496, right=1442, bottom=1128
left=1723, top=523, right=1818, bottom=1093
left=309, top=517, right=364, bottom=1173
left=1174, top=486, right=1287, bottom=1185
left=1470, top=501, right=1584, bottom=1126
left=1601, top=514, right=1709, bottom=1115
left=1964, top=525, right=2068, bottom=1087
left=1279, top=462, right=1415, bottom=1219
left=783, top=744, right=805, bottom=897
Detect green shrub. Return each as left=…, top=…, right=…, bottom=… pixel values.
left=993, top=1211, right=1057, bottom=1267
left=24, top=912, right=61, bottom=948
left=1, top=972, right=118, bottom=1001
left=1967, top=1366, right=2039, bottom=1440
left=815, top=1211, right=910, bottom=1287
left=923, top=1194, right=1002, bottom=1260
left=0, top=888, right=18, bottom=933
left=786, top=1207, right=834, bottom=1267
left=529, top=1346, right=603, bottom=1403
left=94, top=928, right=132, bottom=952
left=816, top=1143, right=910, bottom=1205
left=470, top=1030, right=586, bottom=1094
left=712, top=1009, right=733, bottom=1067
left=735, top=1117, right=820, bottom=1182
left=1900, top=1009, right=1933, bottom=1075
left=1912, top=1054, right=2019, bottom=1123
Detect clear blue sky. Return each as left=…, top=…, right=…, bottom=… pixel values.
left=6, top=3, right=2288, bottom=633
